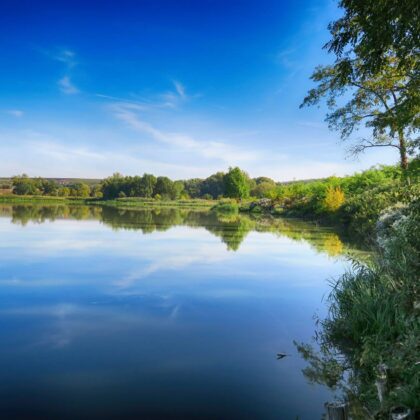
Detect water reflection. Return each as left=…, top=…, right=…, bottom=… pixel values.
left=0, top=203, right=355, bottom=419
left=0, top=203, right=348, bottom=256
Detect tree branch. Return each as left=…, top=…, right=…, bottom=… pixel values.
left=348, top=80, right=393, bottom=113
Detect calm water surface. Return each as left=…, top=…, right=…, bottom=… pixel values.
left=0, top=204, right=352, bottom=419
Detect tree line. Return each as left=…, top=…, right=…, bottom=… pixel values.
left=10, top=167, right=278, bottom=200
left=11, top=175, right=100, bottom=198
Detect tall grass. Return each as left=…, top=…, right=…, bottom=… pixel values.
left=297, top=197, right=420, bottom=416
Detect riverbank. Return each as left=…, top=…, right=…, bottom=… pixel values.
left=0, top=195, right=216, bottom=209
left=296, top=197, right=420, bottom=417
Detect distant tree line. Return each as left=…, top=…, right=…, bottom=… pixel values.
left=11, top=175, right=101, bottom=198
left=10, top=167, right=278, bottom=200
left=12, top=162, right=417, bottom=207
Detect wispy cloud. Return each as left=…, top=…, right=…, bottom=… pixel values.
left=117, top=243, right=230, bottom=287
left=5, top=109, right=24, bottom=117
left=58, top=76, right=79, bottom=94
left=173, top=80, right=187, bottom=99
left=53, top=48, right=77, bottom=67
left=111, top=102, right=259, bottom=164
left=0, top=128, right=213, bottom=178
left=275, top=47, right=298, bottom=69
left=96, top=80, right=192, bottom=111
left=159, top=80, right=194, bottom=108
left=41, top=47, right=80, bottom=94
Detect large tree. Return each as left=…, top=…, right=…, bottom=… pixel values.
left=326, top=0, right=419, bottom=75
left=302, top=0, right=419, bottom=169
left=201, top=172, right=225, bottom=199
left=139, top=174, right=157, bottom=198
left=12, top=175, right=37, bottom=195
left=224, top=167, right=250, bottom=199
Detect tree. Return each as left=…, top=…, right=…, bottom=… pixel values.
left=12, top=175, right=38, bottom=195
left=139, top=174, right=157, bottom=198
left=172, top=181, right=185, bottom=200
left=71, top=183, right=91, bottom=197
left=201, top=172, right=225, bottom=198
left=90, top=184, right=103, bottom=198
left=184, top=178, right=203, bottom=198
left=326, top=0, right=419, bottom=77
left=254, top=176, right=275, bottom=185
left=223, top=167, right=250, bottom=199
left=58, top=187, right=70, bottom=197
left=302, top=57, right=418, bottom=169
left=39, top=179, right=58, bottom=195
left=101, top=173, right=125, bottom=199
left=302, top=1, right=419, bottom=169
left=154, top=176, right=175, bottom=199
left=251, top=180, right=276, bottom=198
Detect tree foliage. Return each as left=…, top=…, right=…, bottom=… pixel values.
left=326, top=0, right=419, bottom=76
left=223, top=167, right=250, bottom=199
left=323, top=186, right=345, bottom=212
left=302, top=0, right=419, bottom=169
left=201, top=172, right=225, bottom=198
left=11, top=175, right=93, bottom=197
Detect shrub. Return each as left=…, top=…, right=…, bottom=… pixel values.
left=211, top=199, right=238, bottom=214
left=323, top=186, right=345, bottom=212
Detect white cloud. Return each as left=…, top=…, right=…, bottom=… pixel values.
left=58, top=76, right=79, bottom=94
left=97, top=80, right=192, bottom=111
left=47, top=48, right=77, bottom=67
left=160, top=80, right=191, bottom=108
left=173, top=80, right=186, bottom=99
left=6, top=109, right=24, bottom=117
left=41, top=47, right=79, bottom=93
left=0, top=128, right=211, bottom=178
left=111, top=102, right=260, bottom=165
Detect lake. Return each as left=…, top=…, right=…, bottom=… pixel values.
left=0, top=204, right=352, bottom=419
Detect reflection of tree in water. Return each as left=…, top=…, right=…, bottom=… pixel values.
left=250, top=215, right=348, bottom=257
left=4, top=204, right=101, bottom=226
left=100, top=207, right=186, bottom=234
left=99, top=207, right=352, bottom=255
left=188, top=212, right=254, bottom=251
left=2, top=204, right=351, bottom=256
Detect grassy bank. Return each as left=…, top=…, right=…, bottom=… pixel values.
left=0, top=195, right=92, bottom=204
left=0, top=194, right=216, bottom=209
left=97, top=197, right=215, bottom=209
left=296, top=197, right=419, bottom=417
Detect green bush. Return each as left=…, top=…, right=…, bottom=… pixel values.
left=211, top=199, right=239, bottom=214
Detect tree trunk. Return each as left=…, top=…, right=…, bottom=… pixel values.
left=398, top=129, right=408, bottom=170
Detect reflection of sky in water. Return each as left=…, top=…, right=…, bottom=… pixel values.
left=0, top=213, right=348, bottom=419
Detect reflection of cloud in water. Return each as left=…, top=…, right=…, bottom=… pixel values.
left=2, top=300, right=182, bottom=349
left=0, top=207, right=351, bottom=299
left=0, top=205, right=349, bottom=259
left=116, top=244, right=231, bottom=287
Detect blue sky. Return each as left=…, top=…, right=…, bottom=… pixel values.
left=0, top=0, right=397, bottom=180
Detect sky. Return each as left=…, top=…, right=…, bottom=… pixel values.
left=0, top=0, right=398, bottom=181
